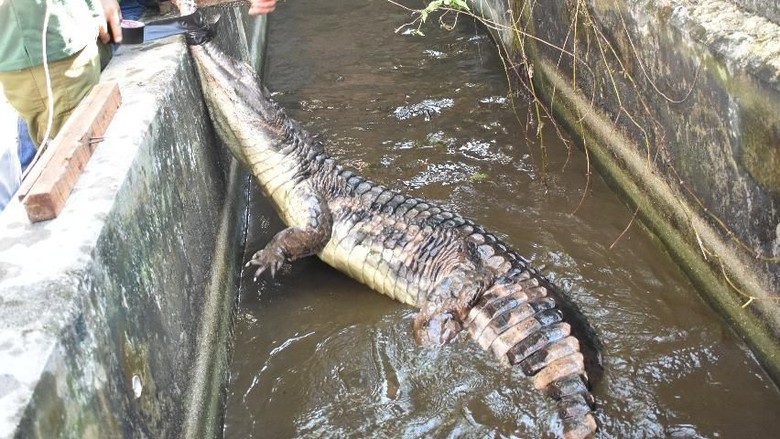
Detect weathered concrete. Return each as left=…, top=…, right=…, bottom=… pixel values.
left=0, top=5, right=266, bottom=438
left=733, top=0, right=780, bottom=25
left=470, top=0, right=780, bottom=381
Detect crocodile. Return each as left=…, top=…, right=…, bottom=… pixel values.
left=187, top=20, right=601, bottom=438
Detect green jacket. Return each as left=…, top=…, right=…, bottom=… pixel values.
left=0, top=0, right=102, bottom=71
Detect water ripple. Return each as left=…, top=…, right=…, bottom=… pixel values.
left=392, top=98, right=454, bottom=121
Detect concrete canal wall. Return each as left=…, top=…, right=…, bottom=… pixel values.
left=0, top=5, right=266, bottom=438
left=470, top=0, right=780, bottom=381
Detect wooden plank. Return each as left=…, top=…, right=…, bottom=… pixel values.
left=16, top=83, right=122, bottom=201
left=20, top=81, right=122, bottom=222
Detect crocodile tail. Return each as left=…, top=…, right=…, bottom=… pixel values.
left=464, top=271, right=598, bottom=438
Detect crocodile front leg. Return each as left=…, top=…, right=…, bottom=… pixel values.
left=247, top=185, right=333, bottom=279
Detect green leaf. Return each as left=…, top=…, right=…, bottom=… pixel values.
left=445, top=0, right=471, bottom=11
left=469, top=171, right=489, bottom=182
left=420, top=0, right=444, bottom=23
left=419, top=0, right=470, bottom=23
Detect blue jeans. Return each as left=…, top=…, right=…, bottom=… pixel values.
left=0, top=143, right=20, bottom=211
left=18, top=118, right=35, bottom=171
left=0, top=119, right=35, bottom=211
left=121, top=0, right=145, bottom=21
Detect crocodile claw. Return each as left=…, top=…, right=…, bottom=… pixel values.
left=246, top=247, right=286, bottom=281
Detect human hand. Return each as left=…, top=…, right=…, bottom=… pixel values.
left=98, top=0, right=122, bottom=44
left=169, top=0, right=275, bottom=16
left=248, top=0, right=277, bottom=16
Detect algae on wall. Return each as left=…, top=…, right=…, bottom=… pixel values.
left=467, top=0, right=780, bottom=382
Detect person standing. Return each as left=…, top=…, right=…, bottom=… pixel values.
left=0, top=0, right=278, bottom=211
left=0, top=0, right=122, bottom=210
left=0, top=0, right=122, bottom=148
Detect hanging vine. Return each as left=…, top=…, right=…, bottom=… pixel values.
left=384, top=0, right=779, bottom=305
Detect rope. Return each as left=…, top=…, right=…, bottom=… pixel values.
left=40, top=0, right=55, bottom=147
left=21, top=0, right=55, bottom=181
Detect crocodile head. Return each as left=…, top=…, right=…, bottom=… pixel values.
left=188, top=41, right=289, bottom=171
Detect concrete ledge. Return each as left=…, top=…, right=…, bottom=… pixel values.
left=731, top=0, right=780, bottom=26
left=670, top=0, right=780, bottom=86
left=0, top=6, right=263, bottom=437
left=470, top=0, right=780, bottom=381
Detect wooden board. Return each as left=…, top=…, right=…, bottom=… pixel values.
left=18, top=81, right=122, bottom=222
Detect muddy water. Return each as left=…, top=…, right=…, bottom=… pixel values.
left=223, top=0, right=780, bottom=437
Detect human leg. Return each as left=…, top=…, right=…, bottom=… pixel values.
left=0, top=140, right=21, bottom=211
left=17, top=118, right=36, bottom=172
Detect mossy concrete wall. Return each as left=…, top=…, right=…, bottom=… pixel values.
left=733, top=0, right=780, bottom=24
left=0, top=5, right=266, bottom=438
left=470, top=0, right=780, bottom=381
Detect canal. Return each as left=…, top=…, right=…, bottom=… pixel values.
left=223, top=0, right=780, bottom=437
